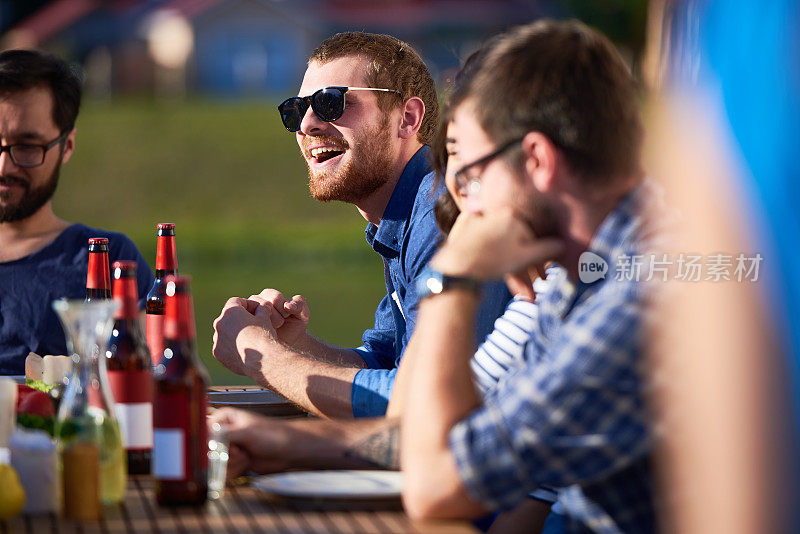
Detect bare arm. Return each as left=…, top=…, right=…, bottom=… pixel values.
left=400, top=210, right=563, bottom=519
left=400, top=290, right=488, bottom=519
left=212, top=296, right=365, bottom=418
left=209, top=408, right=400, bottom=477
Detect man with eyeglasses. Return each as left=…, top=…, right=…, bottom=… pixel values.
left=0, top=50, right=152, bottom=375
left=211, top=32, right=510, bottom=418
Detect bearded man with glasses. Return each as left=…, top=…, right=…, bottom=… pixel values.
left=0, top=50, right=153, bottom=375
left=212, top=32, right=511, bottom=418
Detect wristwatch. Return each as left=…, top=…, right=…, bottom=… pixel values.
left=415, top=266, right=481, bottom=300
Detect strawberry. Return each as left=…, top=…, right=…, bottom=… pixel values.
left=17, top=390, right=55, bottom=418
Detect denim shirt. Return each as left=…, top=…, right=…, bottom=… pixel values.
left=351, top=146, right=511, bottom=417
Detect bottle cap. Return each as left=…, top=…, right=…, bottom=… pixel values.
left=87, top=238, right=109, bottom=246
left=156, top=223, right=175, bottom=230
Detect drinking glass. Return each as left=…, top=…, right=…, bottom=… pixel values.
left=207, top=422, right=229, bottom=500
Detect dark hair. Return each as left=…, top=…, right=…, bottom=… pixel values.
left=309, top=32, right=439, bottom=145
left=0, top=49, right=82, bottom=134
left=468, top=20, right=644, bottom=184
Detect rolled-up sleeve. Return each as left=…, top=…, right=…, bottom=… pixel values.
left=351, top=367, right=397, bottom=417
left=350, top=294, right=398, bottom=417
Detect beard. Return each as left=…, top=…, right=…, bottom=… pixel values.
left=0, top=162, right=60, bottom=223
left=525, top=189, right=561, bottom=241
left=304, top=114, right=394, bottom=203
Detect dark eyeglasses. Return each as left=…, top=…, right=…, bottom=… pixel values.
left=453, top=137, right=523, bottom=196
left=278, top=86, right=402, bottom=132
left=0, top=131, right=69, bottom=168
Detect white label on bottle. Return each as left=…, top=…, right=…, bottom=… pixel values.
left=153, top=429, right=185, bottom=480
left=115, top=403, right=153, bottom=449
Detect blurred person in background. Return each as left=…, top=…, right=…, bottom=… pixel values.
left=212, top=32, right=510, bottom=419
left=211, top=19, right=661, bottom=532
left=0, top=49, right=152, bottom=375
left=643, top=0, right=800, bottom=532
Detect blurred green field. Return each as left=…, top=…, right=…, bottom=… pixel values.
left=55, top=98, right=386, bottom=384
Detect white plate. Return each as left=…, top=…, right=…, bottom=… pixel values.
left=252, top=470, right=403, bottom=499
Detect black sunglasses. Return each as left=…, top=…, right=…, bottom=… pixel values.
left=278, top=86, right=402, bottom=132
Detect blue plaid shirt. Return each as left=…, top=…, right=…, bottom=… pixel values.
left=449, top=182, right=657, bottom=533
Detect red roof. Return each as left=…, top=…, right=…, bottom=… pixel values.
left=7, top=0, right=101, bottom=46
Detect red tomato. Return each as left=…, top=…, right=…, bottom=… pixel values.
left=17, top=390, right=55, bottom=418
left=15, top=384, right=36, bottom=410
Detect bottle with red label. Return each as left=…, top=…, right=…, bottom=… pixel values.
left=106, top=261, right=153, bottom=475
left=146, top=223, right=177, bottom=365
left=86, top=238, right=111, bottom=301
left=153, top=275, right=209, bottom=506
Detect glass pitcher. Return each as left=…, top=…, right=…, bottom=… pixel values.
left=52, top=299, right=126, bottom=514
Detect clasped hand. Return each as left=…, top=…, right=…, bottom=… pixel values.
left=211, top=289, right=310, bottom=377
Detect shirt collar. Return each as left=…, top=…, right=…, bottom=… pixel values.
left=365, top=146, right=432, bottom=258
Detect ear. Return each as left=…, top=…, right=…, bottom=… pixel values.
left=521, top=131, right=558, bottom=192
left=60, top=127, right=76, bottom=164
left=398, top=96, right=425, bottom=140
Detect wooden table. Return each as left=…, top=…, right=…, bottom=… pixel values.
left=0, top=476, right=477, bottom=534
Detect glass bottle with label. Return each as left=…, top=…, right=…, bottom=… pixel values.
left=106, top=261, right=153, bottom=475
left=52, top=299, right=126, bottom=517
left=145, top=223, right=177, bottom=365
left=86, top=238, right=111, bottom=301
left=153, top=275, right=209, bottom=506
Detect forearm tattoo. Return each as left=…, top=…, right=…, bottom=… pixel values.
left=344, top=423, right=400, bottom=470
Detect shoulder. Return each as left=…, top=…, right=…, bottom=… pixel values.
left=408, top=170, right=445, bottom=232
left=68, top=224, right=151, bottom=277
left=69, top=224, right=140, bottom=257
left=402, top=173, right=444, bottom=262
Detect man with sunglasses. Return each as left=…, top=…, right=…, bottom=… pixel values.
left=0, top=50, right=152, bottom=375
left=212, top=32, right=510, bottom=418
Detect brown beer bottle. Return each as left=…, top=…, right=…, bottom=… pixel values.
left=145, top=223, right=177, bottom=364
left=106, top=261, right=153, bottom=475
left=153, top=275, right=209, bottom=506
left=86, top=238, right=111, bottom=301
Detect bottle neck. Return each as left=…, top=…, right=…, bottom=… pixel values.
left=164, top=291, right=196, bottom=342
left=113, top=276, right=139, bottom=320
left=154, top=269, right=177, bottom=279
left=87, top=252, right=111, bottom=292
left=155, top=235, right=177, bottom=272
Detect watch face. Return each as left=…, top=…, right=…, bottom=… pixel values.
left=417, top=268, right=480, bottom=300
left=416, top=268, right=443, bottom=299
left=424, top=274, right=444, bottom=295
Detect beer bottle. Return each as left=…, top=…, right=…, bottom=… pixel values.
left=106, top=261, right=153, bottom=475
left=145, top=223, right=177, bottom=364
left=86, top=238, right=111, bottom=301
left=153, top=275, right=209, bottom=506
